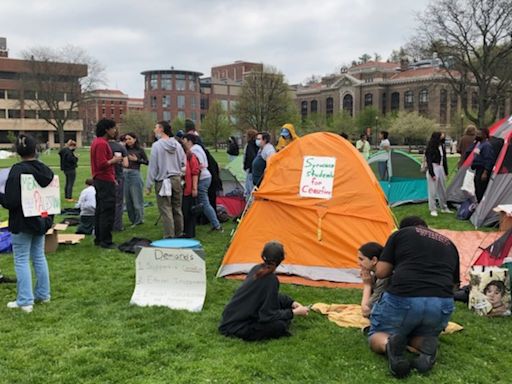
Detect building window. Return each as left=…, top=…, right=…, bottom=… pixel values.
left=178, top=111, right=185, bottom=120
left=23, top=90, right=37, bottom=100
left=440, top=89, right=448, bottom=124
left=151, top=96, right=157, bottom=109
left=220, top=100, right=228, bottom=110
left=404, top=91, right=414, bottom=110
left=364, top=93, right=373, bottom=107
left=24, top=110, right=37, bottom=119
left=110, top=108, right=114, bottom=116
left=151, top=112, right=157, bottom=121
left=161, top=74, right=172, bottom=90
left=162, top=95, right=171, bottom=108
left=0, top=109, right=5, bottom=118
left=391, top=92, right=400, bottom=112
left=176, top=74, right=186, bottom=91
left=418, top=89, right=429, bottom=116
left=190, top=96, right=197, bottom=108
left=69, top=111, right=79, bottom=120
left=39, top=110, right=51, bottom=120
left=381, top=93, right=387, bottom=115
left=471, top=91, right=478, bottom=111
left=7, top=90, right=20, bottom=99
left=177, top=95, right=185, bottom=109
left=301, top=101, right=308, bottom=120
left=310, top=100, right=318, bottom=114
left=8, top=109, right=21, bottom=118
left=450, top=92, right=458, bottom=116
left=150, top=74, right=158, bottom=90
left=188, top=79, right=196, bottom=91
left=326, top=97, right=334, bottom=118
left=163, top=111, right=171, bottom=121
left=342, top=94, right=353, bottom=116
left=191, top=111, right=197, bottom=121
left=0, top=89, right=5, bottom=99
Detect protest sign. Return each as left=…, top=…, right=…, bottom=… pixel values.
left=299, top=156, right=336, bottom=199
left=21, top=174, right=60, bottom=217
left=130, top=247, right=206, bottom=312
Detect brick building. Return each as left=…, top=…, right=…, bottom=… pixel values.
left=295, top=60, right=511, bottom=138
left=0, top=38, right=87, bottom=147
left=127, top=97, right=144, bottom=112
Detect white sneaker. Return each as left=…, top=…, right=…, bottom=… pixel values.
left=430, top=211, right=438, bottom=217
left=7, top=301, right=33, bottom=313
left=441, top=208, right=453, bottom=213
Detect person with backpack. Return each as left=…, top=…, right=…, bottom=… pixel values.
left=226, top=136, right=239, bottom=162
left=0, top=134, right=55, bottom=313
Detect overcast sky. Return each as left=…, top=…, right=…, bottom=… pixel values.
left=2, top=0, right=431, bottom=98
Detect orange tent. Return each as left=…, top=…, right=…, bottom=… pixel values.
left=217, top=132, right=396, bottom=286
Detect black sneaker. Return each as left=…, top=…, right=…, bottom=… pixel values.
left=411, top=337, right=438, bottom=374
left=99, top=242, right=117, bottom=249
left=386, top=334, right=411, bottom=378
left=0, top=275, right=17, bottom=284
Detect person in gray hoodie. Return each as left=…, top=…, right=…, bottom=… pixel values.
left=146, top=121, right=186, bottom=238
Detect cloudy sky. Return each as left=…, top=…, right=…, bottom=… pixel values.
left=2, top=0, right=431, bottom=98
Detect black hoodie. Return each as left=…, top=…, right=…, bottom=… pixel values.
left=0, top=160, right=54, bottom=235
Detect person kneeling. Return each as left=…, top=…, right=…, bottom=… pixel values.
left=219, top=241, right=309, bottom=341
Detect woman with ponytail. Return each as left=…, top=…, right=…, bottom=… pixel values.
left=219, top=241, right=309, bottom=341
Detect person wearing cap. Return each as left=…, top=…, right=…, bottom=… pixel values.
left=276, top=123, right=299, bottom=151
left=219, top=241, right=309, bottom=341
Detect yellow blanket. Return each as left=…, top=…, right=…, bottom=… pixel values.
left=312, top=303, right=463, bottom=334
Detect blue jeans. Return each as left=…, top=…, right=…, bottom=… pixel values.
left=198, top=176, right=220, bottom=229
left=124, top=169, right=144, bottom=225
left=369, top=292, right=454, bottom=338
left=244, top=170, right=253, bottom=199
left=11, top=232, right=50, bottom=306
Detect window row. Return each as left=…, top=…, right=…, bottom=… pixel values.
left=147, top=74, right=198, bottom=91
left=0, top=89, right=68, bottom=101
left=152, top=111, right=198, bottom=123
left=150, top=95, right=198, bottom=109
left=301, top=97, right=334, bottom=119
left=0, top=109, right=79, bottom=119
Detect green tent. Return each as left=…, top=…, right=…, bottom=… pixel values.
left=225, top=155, right=246, bottom=184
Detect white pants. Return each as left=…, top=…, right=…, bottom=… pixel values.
left=427, top=163, right=448, bottom=212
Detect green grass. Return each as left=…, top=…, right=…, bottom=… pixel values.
left=0, top=150, right=508, bottom=383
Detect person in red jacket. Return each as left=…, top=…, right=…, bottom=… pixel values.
left=181, top=136, right=201, bottom=238
left=90, top=119, right=123, bottom=249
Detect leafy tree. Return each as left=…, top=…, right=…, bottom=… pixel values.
left=415, top=0, right=512, bottom=129
left=356, top=107, right=379, bottom=133
left=233, top=66, right=298, bottom=139
left=20, top=45, right=105, bottom=148
left=171, top=117, right=185, bottom=132
left=327, top=111, right=356, bottom=137
left=373, top=53, right=382, bottom=62
left=299, top=113, right=327, bottom=135
left=358, top=53, right=372, bottom=64
left=120, top=111, right=154, bottom=146
left=201, top=100, right=232, bottom=151
left=389, top=112, right=438, bottom=145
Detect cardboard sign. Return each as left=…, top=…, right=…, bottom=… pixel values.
left=299, top=156, right=336, bottom=199
left=130, top=247, right=206, bottom=312
left=21, top=174, right=60, bottom=217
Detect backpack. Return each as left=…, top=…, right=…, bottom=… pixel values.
left=456, top=198, right=477, bottom=220
left=118, top=237, right=153, bottom=254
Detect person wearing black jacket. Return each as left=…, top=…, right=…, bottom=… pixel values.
left=227, top=136, right=239, bottom=162
left=243, top=129, right=258, bottom=197
left=0, top=134, right=54, bottom=313
left=219, top=241, right=309, bottom=341
left=425, top=132, right=451, bottom=217
left=471, top=128, right=496, bottom=202
left=59, top=139, right=78, bottom=201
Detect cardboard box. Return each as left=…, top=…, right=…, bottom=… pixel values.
left=499, top=212, right=512, bottom=232
left=45, top=223, right=68, bottom=253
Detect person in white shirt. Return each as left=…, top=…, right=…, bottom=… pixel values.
left=378, top=131, right=391, bottom=180
left=356, top=133, right=371, bottom=160
left=76, top=179, right=96, bottom=235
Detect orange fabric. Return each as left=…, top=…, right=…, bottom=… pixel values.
left=219, top=132, right=397, bottom=287
left=224, top=274, right=363, bottom=289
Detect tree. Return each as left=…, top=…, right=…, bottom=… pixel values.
left=373, top=53, right=382, bottom=62
left=415, top=0, right=512, bottom=129
left=20, top=45, right=105, bottom=148
left=356, top=107, right=379, bottom=133
left=327, top=111, right=357, bottom=137
left=120, top=111, right=154, bottom=146
left=171, top=117, right=185, bottom=132
left=233, top=66, right=297, bottom=139
left=358, top=53, right=372, bottom=64
left=202, top=100, right=232, bottom=151
left=389, top=112, right=438, bottom=145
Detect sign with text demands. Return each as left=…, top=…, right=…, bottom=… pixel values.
left=299, top=156, right=336, bottom=199
left=130, top=247, right=206, bottom=312
left=21, top=174, right=61, bottom=217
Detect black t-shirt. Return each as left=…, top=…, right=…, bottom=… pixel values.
left=380, top=226, right=460, bottom=298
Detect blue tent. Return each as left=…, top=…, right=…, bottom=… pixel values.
left=367, top=150, right=427, bottom=207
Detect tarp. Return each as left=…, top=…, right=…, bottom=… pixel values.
left=368, top=150, right=428, bottom=206
left=225, top=155, right=246, bottom=184
left=217, top=132, right=396, bottom=286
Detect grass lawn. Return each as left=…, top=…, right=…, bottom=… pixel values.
left=0, top=149, right=508, bottom=383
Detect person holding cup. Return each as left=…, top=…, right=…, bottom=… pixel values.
left=90, top=119, right=123, bottom=249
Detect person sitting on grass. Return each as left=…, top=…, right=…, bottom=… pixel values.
left=368, top=216, right=459, bottom=378
left=358, top=242, right=387, bottom=318
left=219, top=241, right=309, bottom=341
left=75, top=179, right=96, bottom=235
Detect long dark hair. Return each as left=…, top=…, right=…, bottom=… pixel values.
left=254, top=241, right=285, bottom=279
left=426, top=131, right=442, bottom=153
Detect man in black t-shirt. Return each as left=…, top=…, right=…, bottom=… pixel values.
left=368, top=216, right=459, bottom=378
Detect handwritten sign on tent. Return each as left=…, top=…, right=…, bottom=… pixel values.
left=299, top=156, right=336, bottom=199
left=130, top=247, right=206, bottom=312
left=21, top=174, right=60, bottom=217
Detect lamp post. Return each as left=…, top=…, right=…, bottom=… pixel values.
left=460, top=113, right=464, bottom=140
